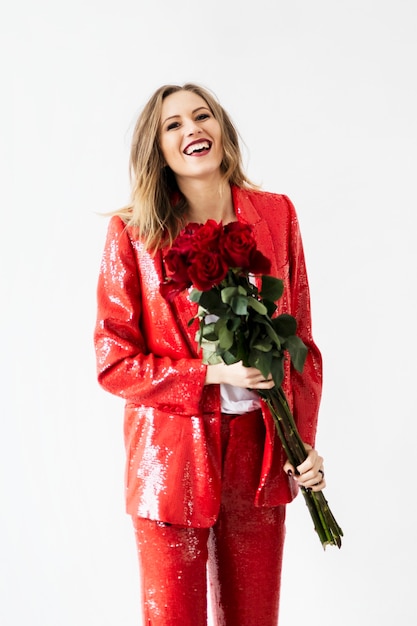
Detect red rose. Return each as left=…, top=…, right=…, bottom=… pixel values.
left=164, top=247, right=192, bottom=283
left=159, top=278, right=191, bottom=302
left=221, top=222, right=256, bottom=268
left=170, top=222, right=203, bottom=262
left=191, top=219, right=223, bottom=254
left=221, top=222, right=271, bottom=274
left=247, top=248, right=271, bottom=275
left=188, top=250, right=228, bottom=291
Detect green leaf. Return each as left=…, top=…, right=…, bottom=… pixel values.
left=189, top=288, right=203, bottom=303
left=221, top=286, right=247, bottom=305
left=230, top=295, right=248, bottom=315
left=272, top=313, right=297, bottom=338
left=248, top=323, right=261, bottom=344
left=263, top=299, right=277, bottom=317
left=264, top=323, right=282, bottom=350
left=260, top=276, right=284, bottom=302
left=204, top=352, right=224, bottom=365
left=270, top=356, right=285, bottom=388
left=247, top=298, right=268, bottom=315
left=251, top=337, right=273, bottom=352
left=218, top=325, right=234, bottom=350
left=200, top=322, right=219, bottom=342
left=285, top=335, right=308, bottom=372
left=250, top=314, right=269, bottom=327
left=200, top=322, right=216, bottom=336
left=227, top=317, right=241, bottom=332
left=222, top=350, right=240, bottom=365
left=214, top=317, right=227, bottom=332
left=198, top=289, right=224, bottom=312
left=194, top=319, right=206, bottom=346
left=248, top=350, right=272, bottom=379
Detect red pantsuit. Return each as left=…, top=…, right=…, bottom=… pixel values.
left=133, top=411, right=286, bottom=626
left=94, top=187, right=322, bottom=624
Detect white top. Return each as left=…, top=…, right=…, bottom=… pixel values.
left=220, top=383, right=262, bottom=414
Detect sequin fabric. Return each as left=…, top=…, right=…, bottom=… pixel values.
left=93, top=187, right=323, bottom=527
left=132, top=411, right=286, bottom=626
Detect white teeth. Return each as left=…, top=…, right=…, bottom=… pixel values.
left=185, top=141, right=210, bottom=155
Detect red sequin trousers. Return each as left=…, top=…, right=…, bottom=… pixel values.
left=132, top=410, right=286, bottom=626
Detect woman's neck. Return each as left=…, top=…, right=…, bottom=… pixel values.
left=179, top=179, right=236, bottom=225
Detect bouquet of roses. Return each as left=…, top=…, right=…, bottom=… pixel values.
left=160, top=219, right=343, bottom=549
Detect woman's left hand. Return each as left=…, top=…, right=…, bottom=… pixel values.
left=283, top=444, right=326, bottom=491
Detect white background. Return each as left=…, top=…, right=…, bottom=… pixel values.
left=1, top=1, right=416, bottom=624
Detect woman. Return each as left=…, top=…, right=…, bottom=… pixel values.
left=94, top=83, right=324, bottom=626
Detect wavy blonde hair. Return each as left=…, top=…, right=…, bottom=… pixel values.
left=115, top=83, right=256, bottom=251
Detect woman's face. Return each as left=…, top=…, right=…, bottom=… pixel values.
left=159, top=90, right=224, bottom=185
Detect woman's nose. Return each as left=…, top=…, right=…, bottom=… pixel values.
left=185, top=118, right=202, bottom=136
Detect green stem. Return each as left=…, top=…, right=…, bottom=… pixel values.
left=258, top=387, right=343, bottom=549
left=300, top=488, right=330, bottom=546
left=260, top=389, right=307, bottom=467
left=310, top=490, right=344, bottom=547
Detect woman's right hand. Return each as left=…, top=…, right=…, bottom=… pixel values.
left=205, top=361, right=275, bottom=390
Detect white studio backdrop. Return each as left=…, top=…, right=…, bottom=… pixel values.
left=1, top=1, right=416, bottom=624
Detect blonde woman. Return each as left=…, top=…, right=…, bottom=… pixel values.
left=94, top=83, right=324, bottom=626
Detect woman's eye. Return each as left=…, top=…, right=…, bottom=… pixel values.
left=166, top=121, right=180, bottom=131
left=196, top=113, right=210, bottom=121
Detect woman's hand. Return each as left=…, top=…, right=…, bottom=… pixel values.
left=205, top=361, right=275, bottom=390
left=284, top=444, right=326, bottom=491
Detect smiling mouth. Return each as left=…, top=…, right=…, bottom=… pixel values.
left=184, top=140, right=212, bottom=155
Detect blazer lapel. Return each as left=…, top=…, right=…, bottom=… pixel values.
left=232, top=186, right=279, bottom=277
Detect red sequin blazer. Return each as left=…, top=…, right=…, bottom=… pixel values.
left=94, top=186, right=322, bottom=526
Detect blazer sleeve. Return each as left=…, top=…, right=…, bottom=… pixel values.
left=93, top=216, right=207, bottom=414
left=284, top=195, right=323, bottom=446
